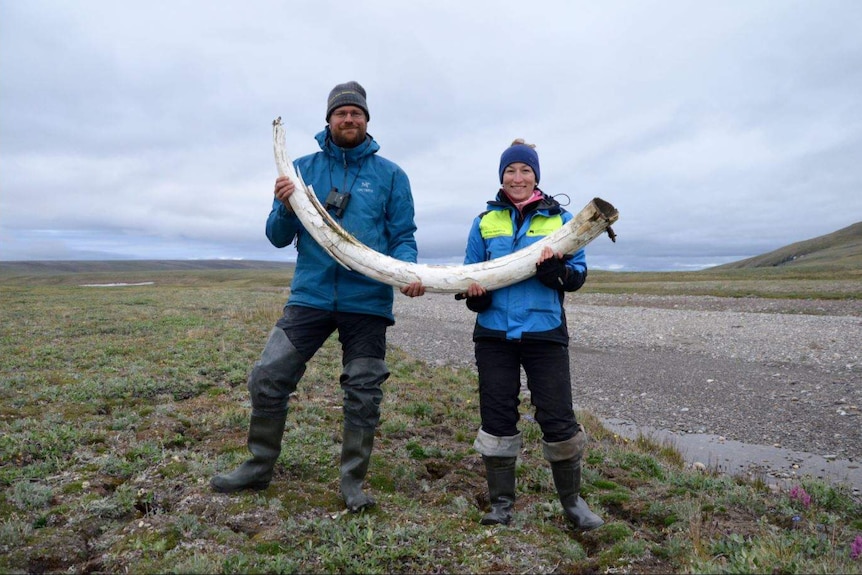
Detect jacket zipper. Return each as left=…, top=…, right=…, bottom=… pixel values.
left=333, top=150, right=350, bottom=311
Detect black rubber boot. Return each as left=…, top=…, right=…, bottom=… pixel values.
left=340, top=425, right=377, bottom=513
left=481, top=456, right=517, bottom=525
left=210, top=414, right=287, bottom=493
left=550, top=458, right=604, bottom=530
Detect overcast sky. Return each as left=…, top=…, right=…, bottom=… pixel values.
left=2, top=1, right=860, bottom=271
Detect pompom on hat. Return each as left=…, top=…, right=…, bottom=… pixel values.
left=326, top=81, right=370, bottom=121
left=498, top=140, right=540, bottom=184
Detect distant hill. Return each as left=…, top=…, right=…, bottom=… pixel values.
left=4, top=222, right=861, bottom=276
left=0, top=259, right=295, bottom=274
left=713, top=221, right=862, bottom=270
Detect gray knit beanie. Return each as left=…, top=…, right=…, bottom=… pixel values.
left=326, top=81, right=370, bottom=121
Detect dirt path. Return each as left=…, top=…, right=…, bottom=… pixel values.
left=389, top=293, right=862, bottom=493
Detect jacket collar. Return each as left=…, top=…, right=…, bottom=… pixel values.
left=490, top=189, right=561, bottom=215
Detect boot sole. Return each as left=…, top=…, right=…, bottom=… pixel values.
left=210, top=480, right=270, bottom=494
left=480, top=515, right=512, bottom=526
left=575, top=519, right=604, bottom=531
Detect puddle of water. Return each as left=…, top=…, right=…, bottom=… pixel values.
left=80, top=282, right=155, bottom=287
left=603, top=418, right=862, bottom=497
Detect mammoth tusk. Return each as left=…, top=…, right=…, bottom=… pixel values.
left=272, top=117, right=618, bottom=293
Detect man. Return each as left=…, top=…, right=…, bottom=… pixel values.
left=211, top=81, right=425, bottom=513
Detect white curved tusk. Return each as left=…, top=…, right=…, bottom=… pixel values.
left=272, top=117, right=618, bottom=293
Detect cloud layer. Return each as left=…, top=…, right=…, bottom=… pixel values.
left=2, top=0, right=861, bottom=270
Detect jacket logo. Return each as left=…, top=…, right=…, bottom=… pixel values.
left=358, top=181, right=374, bottom=193
left=527, top=214, right=563, bottom=236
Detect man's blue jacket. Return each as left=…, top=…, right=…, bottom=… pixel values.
left=266, top=127, right=418, bottom=323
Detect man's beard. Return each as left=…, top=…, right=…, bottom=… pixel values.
left=331, top=126, right=366, bottom=148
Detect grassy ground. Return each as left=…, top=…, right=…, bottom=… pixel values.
left=582, top=268, right=862, bottom=300
left=1, top=268, right=861, bottom=573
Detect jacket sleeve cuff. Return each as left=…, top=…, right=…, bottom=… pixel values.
left=562, top=269, right=586, bottom=292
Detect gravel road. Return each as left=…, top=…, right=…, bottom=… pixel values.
left=389, top=292, right=862, bottom=490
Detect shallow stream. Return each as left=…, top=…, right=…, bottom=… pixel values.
left=604, top=418, right=862, bottom=497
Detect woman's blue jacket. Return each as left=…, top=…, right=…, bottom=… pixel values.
left=464, top=191, right=587, bottom=343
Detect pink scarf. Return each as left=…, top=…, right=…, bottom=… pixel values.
left=505, top=189, right=543, bottom=213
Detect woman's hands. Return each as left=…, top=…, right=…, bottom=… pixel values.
left=535, top=246, right=568, bottom=288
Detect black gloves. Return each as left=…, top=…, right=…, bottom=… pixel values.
left=536, top=257, right=586, bottom=292
left=466, top=291, right=492, bottom=312
left=456, top=291, right=492, bottom=312
left=536, top=256, right=568, bottom=288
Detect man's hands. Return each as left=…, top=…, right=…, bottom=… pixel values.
left=400, top=282, right=425, bottom=298
left=276, top=174, right=425, bottom=297
left=274, top=176, right=295, bottom=210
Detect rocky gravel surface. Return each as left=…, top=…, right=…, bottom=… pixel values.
left=389, top=292, right=862, bottom=485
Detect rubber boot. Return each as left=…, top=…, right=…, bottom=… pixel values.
left=550, top=458, right=604, bottom=530
left=481, top=456, right=517, bottom=525
left=210, top=414, right=287, bottom=493
left=340, top=425, right=376, bottom=513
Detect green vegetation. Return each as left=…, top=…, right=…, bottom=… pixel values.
left=583, top=266, right=862, bottom=299
left=1, top=266, right=861, bottom=573
left=714, top=221, right=862, bottom=271
left=584, top=220, right=862, bottom=299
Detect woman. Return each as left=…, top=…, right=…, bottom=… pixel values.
left=461, top=139, right=603, bottom=530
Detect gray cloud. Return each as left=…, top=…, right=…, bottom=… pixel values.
left=2, top=0, right=861, bottom=271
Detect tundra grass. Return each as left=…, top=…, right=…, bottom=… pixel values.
left=583, top=268, right=862, bottom=299
left=1, top=271, right=860, bottom=573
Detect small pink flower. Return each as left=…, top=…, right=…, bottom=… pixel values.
left=851, top=534, right=862, bottom=560
left=789, top=485, right=811, bottom=508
